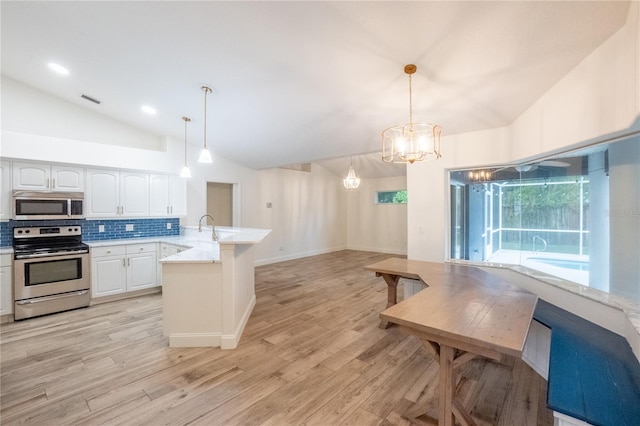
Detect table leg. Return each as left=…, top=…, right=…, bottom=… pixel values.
left=438, top=345, right=456, bottom=426
left=378, top=273, right=400, bottom=328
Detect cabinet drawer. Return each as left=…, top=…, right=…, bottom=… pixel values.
left=0, top=254, right=12, bottom=267
left=126, top=243, right=156, bottom=254
left=91, top=245, right=126, bottom=257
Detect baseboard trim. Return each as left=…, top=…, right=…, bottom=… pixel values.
left=169, top=333, right=221, bottom=347
left=91, top=287, right=161, bottom=305
left=221, top=294, right=256, bottom=349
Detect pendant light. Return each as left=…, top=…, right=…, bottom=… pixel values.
left=198, top=85, right=213, bottom=163
left=382, top=64, right=441, bottom=164
left=180, top=116, right=192, bottom=178
left=343, top=157, right=361, bottom=190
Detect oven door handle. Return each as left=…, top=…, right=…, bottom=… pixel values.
left=15, top=250, right=90, bottom=260
left=15, top=290, right=89, bottom=305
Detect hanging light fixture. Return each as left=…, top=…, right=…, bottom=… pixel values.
left=180, top=116, right=192, bottom=178
left=343, top=157, right=361, bottom=190
left=468, top=169, right=492, bottom=182
left=198, top=85, right=213, bottom=163
left=382, top=64, right=441, bottom=164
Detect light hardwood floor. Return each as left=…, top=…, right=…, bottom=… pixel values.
left=0, top=250, right=553, bottom=425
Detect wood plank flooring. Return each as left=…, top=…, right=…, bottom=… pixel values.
left=0, top=250, right=553, bottom=425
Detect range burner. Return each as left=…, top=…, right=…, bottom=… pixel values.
left=13, top=226, right=89, bottom=259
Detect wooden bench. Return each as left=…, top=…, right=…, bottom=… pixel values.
left=533, top=300, right=640, bottom=426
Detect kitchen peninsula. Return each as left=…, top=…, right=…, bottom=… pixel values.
left=160, top=226, right=270, bottom=349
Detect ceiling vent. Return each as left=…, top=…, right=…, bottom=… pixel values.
left=81, top=94, right=101, bottom=104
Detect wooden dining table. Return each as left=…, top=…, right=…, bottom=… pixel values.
left=366, top=258, right=538, bottom=426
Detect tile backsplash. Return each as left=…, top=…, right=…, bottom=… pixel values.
left=0, top=218, right=180, bottom=247
left=83, top=218, right=180, bottom=241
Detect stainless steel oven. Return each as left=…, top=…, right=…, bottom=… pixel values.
left=13, top=191, right=84, bottom=220
left=13, top=226, right=90, bottom=320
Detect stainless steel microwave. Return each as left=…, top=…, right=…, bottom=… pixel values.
left=12, top=191, right=84, bottom=220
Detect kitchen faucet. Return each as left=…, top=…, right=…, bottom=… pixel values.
left=198, top=214, right=218, bottom=241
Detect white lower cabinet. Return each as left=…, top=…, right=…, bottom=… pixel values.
left=0, top=254, right=13, bottom=317
left=91, top=243, right=157, bottom=298
left=127, top=244, right=157, bottom=291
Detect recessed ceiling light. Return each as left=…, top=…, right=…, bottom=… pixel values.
left=141, top=105, right=157, bottom=115
left=47, top=62, right=69, bottom=76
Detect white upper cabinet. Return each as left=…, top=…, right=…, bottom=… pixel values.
left=120, top=172, right=149, bottom=217
left=1, top=161, right=11, bottom=220
left=170, top=177, right=187, bottom=217
left=86, top=169, right=149, bottom=218
left=149, top=174, right=170, bottom=216
left=149, top=174, right=187, bottom=217
left=12, top=162, right=83, bottom=191
left=51, top=166, right=84, bottom=191
left=86, top=169, right=119, bottom=217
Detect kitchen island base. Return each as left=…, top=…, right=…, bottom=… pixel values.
left=161, top=227, right=270, bottom=349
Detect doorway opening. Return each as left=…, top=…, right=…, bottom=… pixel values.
left=206, top=182, right=237, bottom=227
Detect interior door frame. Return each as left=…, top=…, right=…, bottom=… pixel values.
left=204, top=180, right=241, bottom=227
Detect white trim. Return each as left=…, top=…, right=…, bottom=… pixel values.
left=168, top=333, right=221, bottom=347
left=221, top=294, right=256, bottom=349
left=254, top=245, right=347, bottom=266
left=553, top=411, right=593, bottom=426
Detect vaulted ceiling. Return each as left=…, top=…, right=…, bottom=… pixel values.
left=1, top=1, right=631, bottom=177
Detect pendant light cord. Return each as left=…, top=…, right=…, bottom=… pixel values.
left=408, top=72, right=413, bottom=129
left=184, top=118, right=188, bottom=166
left=202, top=86, right=212, bottom=150
left=203, top=89, right=208, bottom=149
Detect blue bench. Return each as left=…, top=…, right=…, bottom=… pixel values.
left=533, top=300, right=640, bottom=426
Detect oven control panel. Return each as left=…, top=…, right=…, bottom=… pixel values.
left=14, top=226, right=83, bottom=239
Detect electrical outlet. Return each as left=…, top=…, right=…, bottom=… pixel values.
left=166, top=223, right=172, bottom=229
left=98, top=225, right=105, bottom=233
left=126, top=224, right=134, bottom=231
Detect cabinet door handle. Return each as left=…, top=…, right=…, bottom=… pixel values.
left=170, top=206, right=173, bottom=214
left=127, top=258, right=130, bottom=266
left=46, top=178, right=50, bottom=189
left=122, top=258, right=126, bottom=267
left=166, top=206, right=170, bottom=214
left=52, top=178, right=56, bottom=189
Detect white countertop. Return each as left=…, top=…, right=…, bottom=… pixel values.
left=86, top=226, right=271, bottom=264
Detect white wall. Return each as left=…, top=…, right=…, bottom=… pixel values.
left=1, top=77, right=164, bottom=152
left=251, top=165, right=348, bottom=265
left=347, top=176, right=408, bottom=255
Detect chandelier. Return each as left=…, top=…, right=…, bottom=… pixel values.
left=343, top=158, right=361, bottom=190
left=382, top=64, right=441, bottom=164
left=468, top=169, right=492, bottom=182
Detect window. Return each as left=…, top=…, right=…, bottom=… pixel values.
left=449, top=135, right=640, bottom=304
left=450, top=155, right=592, bottom=286
left=376, top=190, right=407, bottom=204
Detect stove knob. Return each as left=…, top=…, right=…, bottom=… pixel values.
left=16, top=230, right=23, bottom=234
left=69, top=228, right=73, bottom=232
left=25, top=230, right=30, bottom=234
